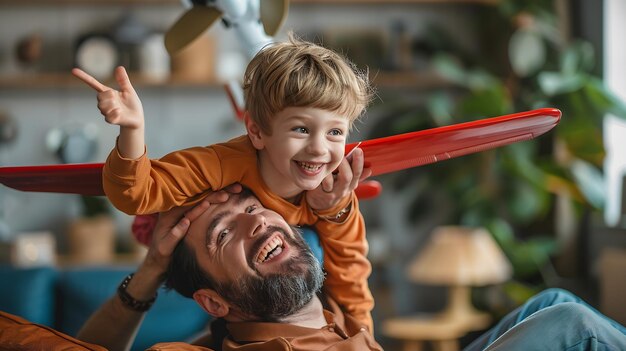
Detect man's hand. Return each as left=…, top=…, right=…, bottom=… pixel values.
left=142, top=184, right=243, bottom=277
left=72, top=66, right=144, bottom=130
left=306, top=148, right=372, bottom=211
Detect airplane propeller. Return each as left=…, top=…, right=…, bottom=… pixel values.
left=164, top=0, right=289, bottom=56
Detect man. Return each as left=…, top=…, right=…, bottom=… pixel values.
left=78, top=184, right=379, bottom=350
left=160, top=186, right=379, bottom=350
left=78, top=186, right=626, bottom=350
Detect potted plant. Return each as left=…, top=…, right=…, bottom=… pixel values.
left=369, top=0, right=626, bottom=312
left=67, top=196, right=116, bottom=264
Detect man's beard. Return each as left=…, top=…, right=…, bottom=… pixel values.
left=215, top=226, right=324, bottom=322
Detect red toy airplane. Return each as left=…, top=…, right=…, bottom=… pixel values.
left=0, top=108, right=561, bottom=199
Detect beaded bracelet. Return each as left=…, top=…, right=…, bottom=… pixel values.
left=117, top=273, right=157, bottom=312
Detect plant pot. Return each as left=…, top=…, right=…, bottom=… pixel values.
left=67, top=215, right=115, bottom=264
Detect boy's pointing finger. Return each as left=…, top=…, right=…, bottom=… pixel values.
left=71, top=68, right=108, bottom=92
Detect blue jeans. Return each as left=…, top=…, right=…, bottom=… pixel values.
left=464, top=288, right=626, bottom=351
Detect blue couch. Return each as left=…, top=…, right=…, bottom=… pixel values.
left=0, top=265, right=211, bottom=351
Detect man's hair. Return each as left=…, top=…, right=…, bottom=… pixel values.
left=164, top=238, right=228, bottom=350
left=164, top=238, right=218, bottom=298
left=243, top=32, right=374, bottom=134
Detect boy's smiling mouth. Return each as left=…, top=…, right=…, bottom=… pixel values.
left=295, top=161, right=324, bottom=174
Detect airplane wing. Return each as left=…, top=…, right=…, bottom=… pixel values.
left=0, top=162, right=104, bottom=196
left=0, top=108, right=560, bottom=197
left=347, top=107, right=561, bottom=177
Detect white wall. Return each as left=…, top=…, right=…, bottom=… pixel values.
left=603, top=0, right=626, bottom=227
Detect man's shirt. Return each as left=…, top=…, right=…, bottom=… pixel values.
left=147, top=296, right=383, bottom=351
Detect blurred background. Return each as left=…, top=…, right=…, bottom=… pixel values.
left=1, top=0, right=625, bottom=350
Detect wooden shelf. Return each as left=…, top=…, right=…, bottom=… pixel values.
left=0, top=0, right=465, bottom=90
left=372, top=70, right=451, bottom=90
left=0, top=0, right=178, bottom=5
left=0, top=0, right=498, bottom=5
left=0, top=72, right=223, bottom=89
left=0, top=70, right=448, bottom=90
left=293, top=0, right=497, bottom=4
left=56, top=252, right=145, bottom=267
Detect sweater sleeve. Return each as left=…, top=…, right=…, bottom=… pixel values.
left=103, top=144, right=224, bottom=215
left=315, top=192, right=374, bottom=332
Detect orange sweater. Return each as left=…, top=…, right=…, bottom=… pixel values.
left=103, top=135, right=374, bottom=330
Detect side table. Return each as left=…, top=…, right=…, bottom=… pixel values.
left=382, top=313, right=491, bottom=351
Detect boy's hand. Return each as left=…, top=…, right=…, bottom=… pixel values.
left=306, top=148, right=372, bottom=211
left=72, top=66, right=144, bottom=130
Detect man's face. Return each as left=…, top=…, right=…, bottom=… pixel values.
left=257, top=106, right=349, bottom=197
left=185, top=190, right=323, bottom=321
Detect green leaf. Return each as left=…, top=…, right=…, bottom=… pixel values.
left=584, top=78, right=626, bottom=120
left=538, top=72, right=585, bottom=96
left=508, top=237, right=557, bottom=278
left=426, top=92, right=454, bottom=126
left=503, top=281, right=543, bottom=307
left=509, top=29, right=546, bottom=77
left=467, top=70, right=499, bottom=91
left=80, top=196, right=111, bottom=217
left=433, top=54, right=468, bottom=87
left=554, top=94, right=606, bottom=164
left=507, top=180, right=549, bottom=223
left=486, top=218, right=515, bottom=249
left=503, top=142, right=547, bottom=187
left=561, top=40, right=595, bottom=74
left=560, top=131, right=605, bottom=166
left=458, top=84, right=512, bottom=118
left=569, top=158, right=605, bottom=209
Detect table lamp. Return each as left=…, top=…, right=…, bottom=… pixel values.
left=407, top=226, right=513, bottom=329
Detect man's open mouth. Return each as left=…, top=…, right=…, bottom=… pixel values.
left=255, top=236, right=285, bottom=264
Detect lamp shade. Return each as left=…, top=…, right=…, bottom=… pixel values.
left=407, top=226, right=512, bottom=286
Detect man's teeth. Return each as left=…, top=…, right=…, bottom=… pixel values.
left=297, top=161, right=322, bottom=172
left=257, top=237, right=284, bottom=263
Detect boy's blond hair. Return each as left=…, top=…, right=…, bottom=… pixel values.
left=243, top=33, right=373, bottom=134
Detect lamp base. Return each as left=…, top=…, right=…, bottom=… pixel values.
left=382, top=315, right=465, bottom=351
left=437, top=285, right=492, bottom=331
left=382, top=285, right=494, bottom=351
left=436, top=308, right=492, bottom=332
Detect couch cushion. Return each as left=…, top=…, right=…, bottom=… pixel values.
left=57, top=267, right=211, bottom=351
left=0, top=266, right=57, bottom=326
left=0, top=310, right=107, bottom=351
left=56, top=267, right=131, bottom=336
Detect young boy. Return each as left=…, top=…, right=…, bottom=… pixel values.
left=73, top=35, right=375, bottom=330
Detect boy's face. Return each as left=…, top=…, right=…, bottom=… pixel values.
left=254, top=106, right=349, bottom=198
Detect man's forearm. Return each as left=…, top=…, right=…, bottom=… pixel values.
left=76, top=296, right=146, bottom=351
left=76, top=263, right=164, bottom=351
